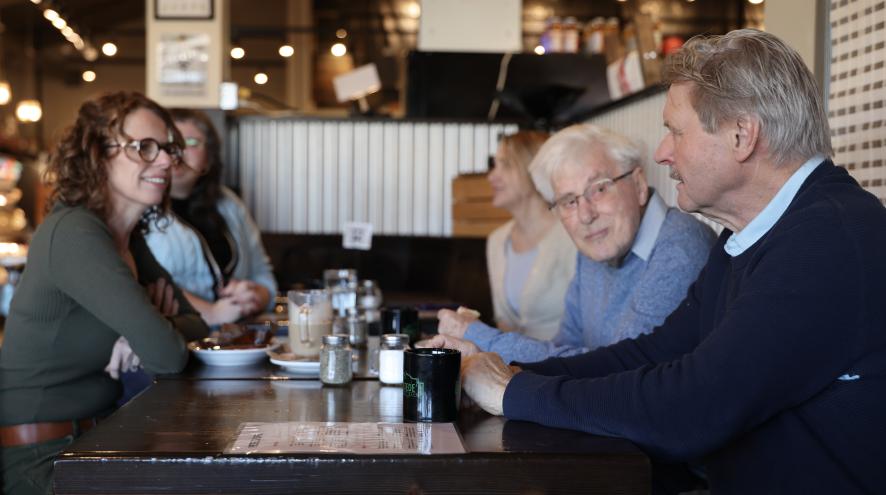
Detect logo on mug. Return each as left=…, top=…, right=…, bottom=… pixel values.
left=403, top=372, right=424, bottom=399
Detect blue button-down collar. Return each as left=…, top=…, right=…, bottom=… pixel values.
left=724, top=155, right=825, bottom=257
left=631, top=190, right=668, bottom=262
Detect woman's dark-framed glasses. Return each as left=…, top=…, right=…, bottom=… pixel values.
left=106, top=138, right=182, bottom=163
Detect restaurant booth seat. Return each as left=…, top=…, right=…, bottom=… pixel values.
left=262, top=233, right=493, bottom=324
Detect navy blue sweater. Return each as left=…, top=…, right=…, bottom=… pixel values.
left=503, top=161, right=886, bottom=494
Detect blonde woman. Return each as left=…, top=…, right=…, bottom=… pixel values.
left=484, top=130, right=576, bottom=340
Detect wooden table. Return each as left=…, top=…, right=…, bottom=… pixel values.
left=55, top=352, right=651, bottom=494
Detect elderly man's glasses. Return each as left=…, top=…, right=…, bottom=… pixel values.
left=549, top=169, right=635, bottom=216
left=106, top=138, right=182, bottom=163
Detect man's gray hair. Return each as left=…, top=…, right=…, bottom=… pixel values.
left=529, top=124, right=644, bottom=204
left=663, top=29, right=832, bottom=166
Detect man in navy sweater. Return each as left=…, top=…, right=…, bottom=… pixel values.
left=459, top=29, right=886, bottom=494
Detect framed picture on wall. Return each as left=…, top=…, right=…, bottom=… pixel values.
left=155, top=0, right=214, bottom=20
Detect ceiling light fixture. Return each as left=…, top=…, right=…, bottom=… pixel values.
left=15, top=100, right=42, bottom=123
left=336, top=29, right=347, bottom=39
left=331, top=43, right=347, bottom=57
left=278, top=45, right=294, bottom=57
left=253, top=72, right=268, bottom=85
left=82, top=70, right=96, bottom=82
left=43, top=9, right=59, bottom=21
left=0, top=82, right=10, bottom=106
left=101, top=42, right=117, bottom=57
left=230, top=46, right=245, bottom=59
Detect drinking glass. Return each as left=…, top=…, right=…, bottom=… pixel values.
left=287, top=289, right=333, bottom=358
left=323, top=269, right=358, bottom=318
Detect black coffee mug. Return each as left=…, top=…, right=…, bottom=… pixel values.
left=381, top=306, right=420, bottom=344
left=402, top=348, right=461, bottom=422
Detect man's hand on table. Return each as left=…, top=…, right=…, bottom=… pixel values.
left=436, top=307, right=479, bottom=339
left=461, top=352, right=518, bottom=416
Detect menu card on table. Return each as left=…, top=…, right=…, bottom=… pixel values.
left=225, top=421, right=466, bottom=455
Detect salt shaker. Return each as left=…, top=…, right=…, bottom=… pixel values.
left=320, top=334, right=353, bottom=385
left=378, top=333, right=410, bottom=385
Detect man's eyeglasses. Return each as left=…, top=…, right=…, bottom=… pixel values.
left=549, top=169, right=635, bottom=216
left=106, top=138, right=182, bottom=163
left=184, top=137, right=204, bottom=148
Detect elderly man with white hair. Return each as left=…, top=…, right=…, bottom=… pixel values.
left=432, top=124, right=715, bottom=364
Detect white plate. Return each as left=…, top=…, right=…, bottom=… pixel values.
left=188, top=342, right=271, bottom=367
left=269, top=356, right=321, bottom=375
left=267, top=343, right=320, bottom=375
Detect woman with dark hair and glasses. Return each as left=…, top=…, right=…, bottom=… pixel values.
left=144, top=109, right=276, bottom=325
left=0, top=92, right=209, bottom=494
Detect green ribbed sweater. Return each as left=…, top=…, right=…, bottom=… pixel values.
left=0, top=205, right=208, bottom=425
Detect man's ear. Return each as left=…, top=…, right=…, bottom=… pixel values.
left=732, top=114, right=761, bottom=163
left=632, top=167, right=649, bottom=206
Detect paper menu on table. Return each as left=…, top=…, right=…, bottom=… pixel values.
left=225, top=421, right=466, bottom=455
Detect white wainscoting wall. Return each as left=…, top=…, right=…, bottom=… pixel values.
left=232, top=118, right=517, bottom=236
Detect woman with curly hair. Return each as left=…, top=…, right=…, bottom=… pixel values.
left=0, top=92, right=209, bottom=495
left=144, top=109, right=276, bottom=325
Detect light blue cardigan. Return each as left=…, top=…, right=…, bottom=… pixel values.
left=144, top=186, right=277, bottom=311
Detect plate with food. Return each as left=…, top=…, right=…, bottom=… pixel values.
left=188, top=323, right=275, bottom=367
left=266, top=343, right=321, bottom=375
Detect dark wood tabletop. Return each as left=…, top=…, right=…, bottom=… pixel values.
left=54, top=377, right=650, bottom=494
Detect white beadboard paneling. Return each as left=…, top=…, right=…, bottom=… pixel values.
left=322, top=122, right=338, bottom=233
left=383, top=123, right=399, bottom=233
left=352, top=122, right=370, bottom=224
left=337, top=122, right=354, bottom=229
left=275, top=121, right=293, bottom=232
left=307, top=122, right=324, bottom=233
left=368, top=124, right=385, bottom=231
left=234, top=118, right=526, bottom=236
left=292, top=122, right=309, bottom=232
left=443, top=124, right=461, bottom=235
left=428, top=123, right=446, bottom=235
left=413, top=123, right=430, bottom=235
left=259, top=121, right=274, bottom=229
left=397, top=124, right=415, bottom=234
left=458, top=123, right=474, bottom=174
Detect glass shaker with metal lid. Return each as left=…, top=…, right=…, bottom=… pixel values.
left=378, top=333, right=411, bottom=385
left=320, top=334, right=353, bottom=385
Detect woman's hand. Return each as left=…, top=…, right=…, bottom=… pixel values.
left=147, top=277, right=179, bottom=317
left=219, top=279, right=270, bottom=316
left=210, top=297, right=244, bottom=325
